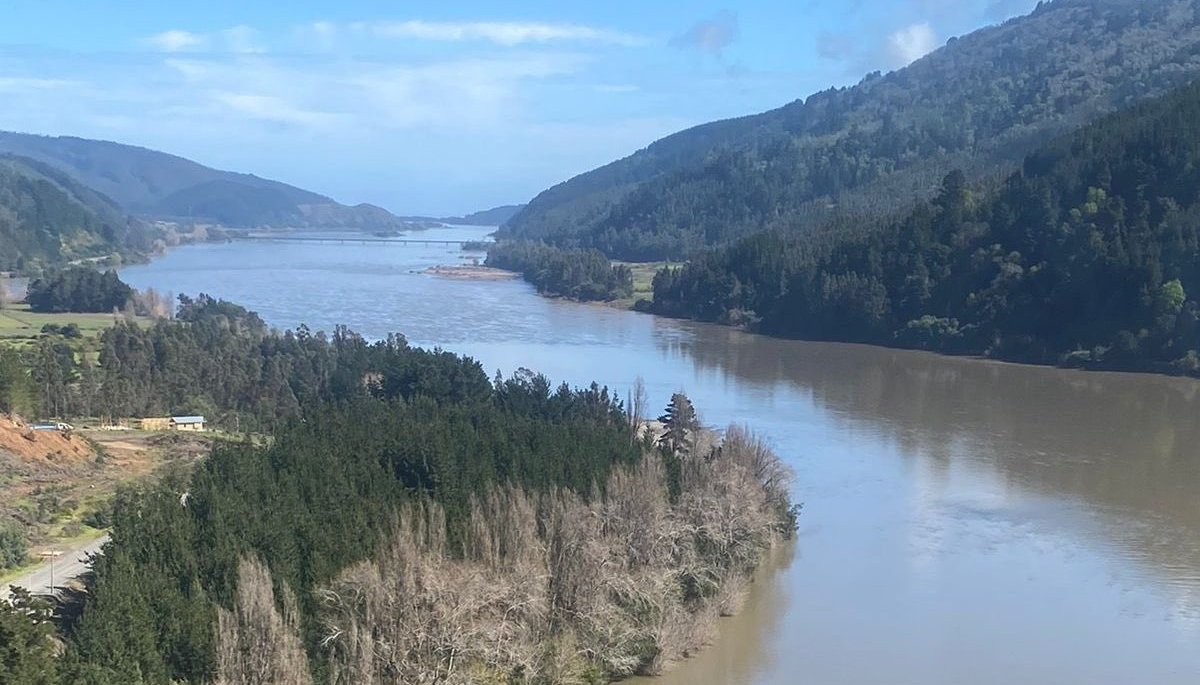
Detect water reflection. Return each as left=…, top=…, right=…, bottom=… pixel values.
left=668, top=322, right=1200, bottom=623
left=629, top=545, right=795, bottom=685
left=121, top=230, right=1200, bottom=684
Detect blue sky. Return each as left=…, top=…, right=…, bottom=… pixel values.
left=0, top=0, right=1037, bottom=215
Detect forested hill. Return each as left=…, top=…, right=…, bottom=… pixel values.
left=0, top=131, right=409, bottom=230
left=504, top=0, right=1200, bottom=260
left=441, top=203, right=526, bottom=226
left=650, top=76, right=1200, bottom=374
left=0, top=155, right=153, bottom=271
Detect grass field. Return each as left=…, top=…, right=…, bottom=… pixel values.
left=0, top=303, right=138, bottom=346
left=611, top=261, right=670, bottom=308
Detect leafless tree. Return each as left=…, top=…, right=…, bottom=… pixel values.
left=134, top=287, right=173, bottom=319
left=722, top=425, right=794, bottom=521
left=322, top=498, right=550, bottom=685
left=626, top=377, right=648, bottom=442
left=317, top=422, right=797, bottom=683
left=214, top=557, right=313, bottom=685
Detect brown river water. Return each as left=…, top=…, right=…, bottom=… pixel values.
left=123, top=227, right=1200, bottom=684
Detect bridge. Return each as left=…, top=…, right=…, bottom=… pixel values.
left=230, top=234, right=491, bottom=247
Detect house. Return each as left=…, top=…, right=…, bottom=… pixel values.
left=140, top=417, right=171, bottom=431
left=170, top=416, right=206, bottom=432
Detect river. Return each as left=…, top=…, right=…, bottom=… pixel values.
left=122, top=226, right=1200, bottom=684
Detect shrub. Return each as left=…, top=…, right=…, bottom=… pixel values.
left=0, top=519, right=28, bottom=570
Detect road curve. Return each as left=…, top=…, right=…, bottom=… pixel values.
left=4, top=534, right=110, bottom=599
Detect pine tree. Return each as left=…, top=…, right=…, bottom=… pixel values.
left=658, top=393, right=699, bottom=457
left=0, top=589, right=61, bottom=685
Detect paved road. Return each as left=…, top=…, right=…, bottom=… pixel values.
left=4, top=534, right=109, bottom=599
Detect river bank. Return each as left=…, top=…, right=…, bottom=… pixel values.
left=499, top=254, right=1200, bottom=381
left=423, top=264, right=520, bottom=280
left=116, top=226, right=1200, bottom=684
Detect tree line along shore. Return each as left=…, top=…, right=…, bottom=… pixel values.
left=0, top=277, right=797, bottom=685
left=485, top=78, right=1200, bottom=378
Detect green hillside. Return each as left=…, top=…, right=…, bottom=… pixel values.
left=649, top=76, right=1200, bottom=373
left=0, top=155, right=150, bottom=271
left=504, top=0, right=1200, bottom=260
left=0, top=132, right=407, bottom=230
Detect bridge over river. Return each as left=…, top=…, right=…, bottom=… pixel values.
left=231, top=234, right=491, bottom=247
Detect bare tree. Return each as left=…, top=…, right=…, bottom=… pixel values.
left=626, top=376, right=648, bottom=442
left=0, top=277, right=9, bottom=311
left=322, top=499, right=549, bottom=685
left=215, top=557, right=313, bottom=685
left=133, top=287, right=174, bottom=319
left=317, top=419, right=797, bottom=683
left=722, top=425, right=794, bottom=521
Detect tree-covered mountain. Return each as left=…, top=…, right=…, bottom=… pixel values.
left=649, top=75, right=1200, bottom=374
left=0, top=131, right=409, bottom=230
left=504, top=0, right=1200, bottom=260
left=0, top=155, right=153, bottom=271
left=441, top=204, right=526, bottom=226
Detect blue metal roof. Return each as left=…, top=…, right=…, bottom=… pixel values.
left=171, top=416, right=205, bottom=424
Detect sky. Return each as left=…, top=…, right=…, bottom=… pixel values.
left=0, top=0, right=1039, bottom=216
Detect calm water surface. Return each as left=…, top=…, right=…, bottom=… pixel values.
left=123, top=227, right=1200, bottom=684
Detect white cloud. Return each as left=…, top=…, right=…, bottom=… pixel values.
left=145, top=30, right=207, bottom=52
left=886, top=22, right=937, bottom=67
left=212, top=92, right=337, bottom=127
left=594, top=84, right=639, bottom=93
left=163, top=58, right=221, bottom=83
left=222, top=25, right=265, bottom=54
left=355, top=20, right=643, bottom=47
left=13, top=18, right=686, bottom=213
left=302, top=21, right=338, bottom=51
left=144, top=19, right=643, bottom=55
left=345, top=54, right=588, bottom=129
left=0, top=77, right=80, bottom=91
left=142, top=26, right=264, bottom=54
left=158, top=51, right=587, bottom=134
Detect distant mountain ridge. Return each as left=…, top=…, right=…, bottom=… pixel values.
left=504, top=0, right=1200, bottom=260
left=0, top=131, right=409, bottom=230
left=441, top=204, right=525, bottom=226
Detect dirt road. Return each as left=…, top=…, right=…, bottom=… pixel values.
left=4, top=534, right=109, bottom=598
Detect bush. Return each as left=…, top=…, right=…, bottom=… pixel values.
left=0, top=348, right=39, bottom=416
left=26, top=266, right=133, bottom=313
left=1173, top=350, right=1200, bottom=375
left=83, top=505, right=113, bottom=530
left=895, top=316, right=961, bottom=351
left=0, top=520, right=28, bottom=570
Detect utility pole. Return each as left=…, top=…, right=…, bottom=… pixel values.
left=38, top=550, right=63, bottom=592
